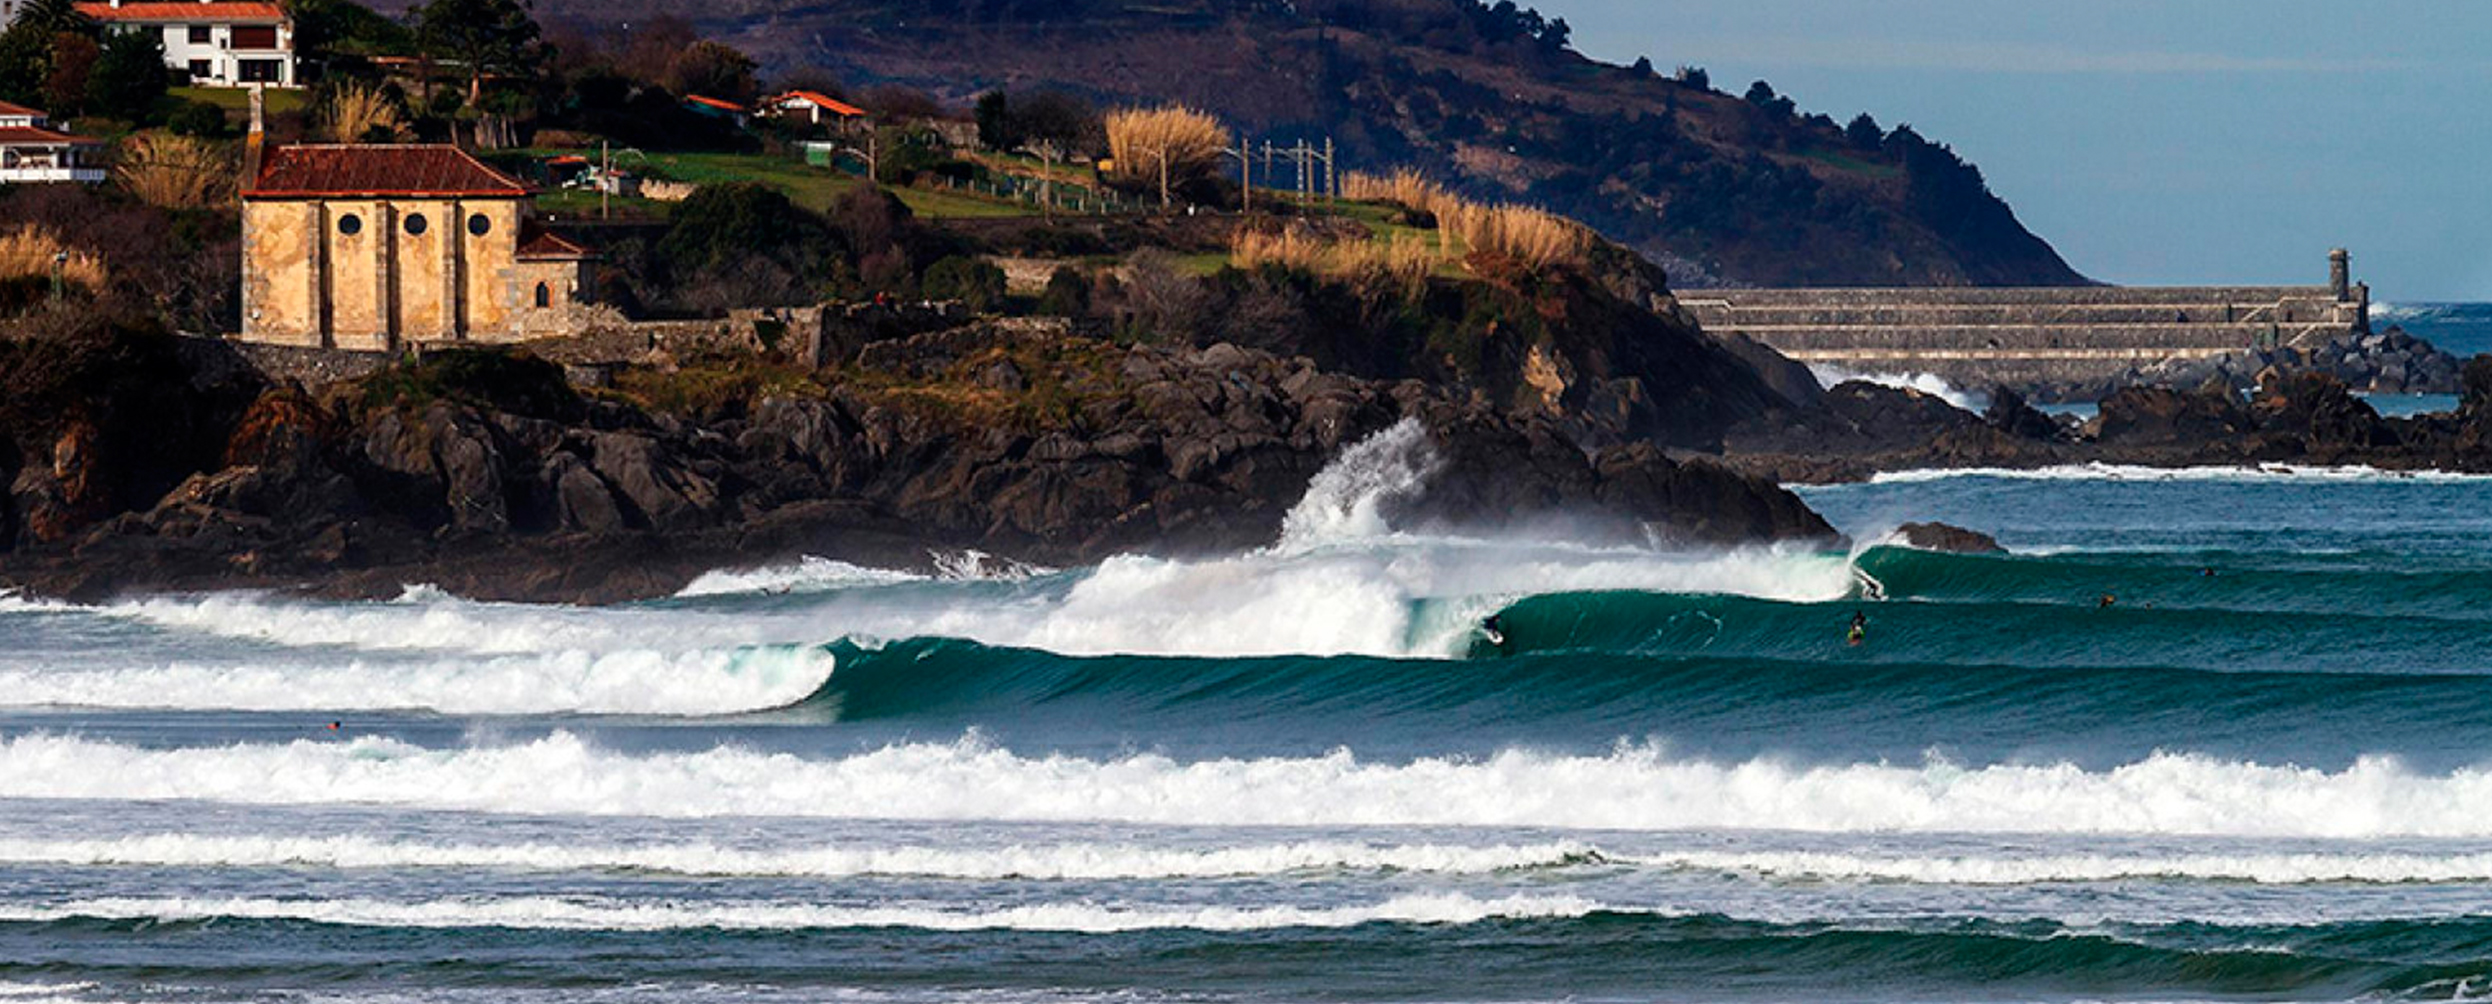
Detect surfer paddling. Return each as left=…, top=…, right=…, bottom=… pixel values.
left=1847, top=611, right=1867, bottom=647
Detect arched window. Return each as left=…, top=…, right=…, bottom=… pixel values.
left=534, top=282, right=551, bottom=308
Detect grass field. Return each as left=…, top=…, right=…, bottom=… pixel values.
left=171, top=86, right=308, bottom=116
left=517, top=148, right=1043, bottom=220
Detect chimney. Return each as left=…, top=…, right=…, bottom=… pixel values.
left=242, top=84, right=265, bottom=192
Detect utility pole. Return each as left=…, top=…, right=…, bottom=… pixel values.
left=1324, top=136, right=1336, bottom=206
left=600, top=139, right=610, bottom=220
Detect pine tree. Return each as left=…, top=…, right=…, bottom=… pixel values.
left=411, top=0, right=545, bottom=107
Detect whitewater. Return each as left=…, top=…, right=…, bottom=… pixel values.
left=10, top=421, right=2492, bottom=1004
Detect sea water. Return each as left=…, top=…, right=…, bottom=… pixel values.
left=5, top=427, right=2492, bottom=1003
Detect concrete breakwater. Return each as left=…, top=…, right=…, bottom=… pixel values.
left=1683, top=254, right=2373, bottom=401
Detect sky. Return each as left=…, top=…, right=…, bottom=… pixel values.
left=1544, top=0, right=2492, bottom=301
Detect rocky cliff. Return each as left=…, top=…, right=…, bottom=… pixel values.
left=0, top=315, right=1834, bottom=603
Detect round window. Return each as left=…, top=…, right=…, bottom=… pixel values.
left=404, top=213, right=429, bottom=236
left=467, top=213, right=492, bottom=237
left=337, top=213, right=362, bottom=236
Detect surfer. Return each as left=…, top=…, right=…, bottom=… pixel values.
left=1847, top=611, right=1867, bottom=647
left=2098, top=593, right=2117, bottom=609
left=1480, top=613, right=1508, bottom=648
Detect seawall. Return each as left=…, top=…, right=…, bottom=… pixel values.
left=1684, top=273, right=2371, bottom=398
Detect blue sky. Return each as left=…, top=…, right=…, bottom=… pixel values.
left=1543, top=0, right=2492, bottom=300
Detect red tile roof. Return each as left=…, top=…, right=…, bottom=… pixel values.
left=684, top=95, right=746, bottom=113
left=0, top=126, right=100, bottom=146
left=0, top=100, right=46, bottom=119
left=770, top=91, right=866, bottom=117
left=517, top=229, right=595, bottom=261
left=246, top=144, right=530, bottom=199
left=74, top=1, right=285, bottom=22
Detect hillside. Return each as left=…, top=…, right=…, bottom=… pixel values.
left=390, top=0, right=2090, bottom=288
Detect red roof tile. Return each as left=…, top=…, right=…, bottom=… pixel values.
left=770, top=91, right=866, bottom=117
left=517, top=229, right=595, bottom=260
left=684, top=95, right=746, bottom=113
left=74, top=1, right=285, bottom=22
left=246, top=144, right=530, bottom=199
left=0, top=126, right=99, bottom=146
left=0, top=100, right=46, bottom=119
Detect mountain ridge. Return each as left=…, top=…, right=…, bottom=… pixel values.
left=375, top=0, right=2091, bottom=288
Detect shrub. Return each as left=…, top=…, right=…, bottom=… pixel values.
left=113, top=131, right=232, bottom=209
left=1102, top=105, right=1230, bottom=191
left=321, top=81, right=410, bottom=143
left=0, top=225, right=106, bottom=293
left=1229, top=227, right=1434, bottom=294
left=1340, top=169, right=1590, bottom=271
left=165, top=99, right=228, bottom=138
left=358, top=348, right=581, bottom=421
left=921, top=255, right=1006, bottom=313
left=1036, top=266, right=1090, bottom=317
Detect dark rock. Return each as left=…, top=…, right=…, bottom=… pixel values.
left=1894, top=522, right=2006, bottom=554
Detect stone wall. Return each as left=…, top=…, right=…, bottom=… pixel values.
left=1682, top=282, right=2370, bottom=396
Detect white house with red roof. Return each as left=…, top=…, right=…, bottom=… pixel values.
left=0, top=101, right=104, bottom=184
left=763, top=90, right=868, bottom=129
left=76, top=1, right=296, bottom=88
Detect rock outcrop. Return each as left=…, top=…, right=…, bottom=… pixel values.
left=0, top=324, right=1835, bottom=603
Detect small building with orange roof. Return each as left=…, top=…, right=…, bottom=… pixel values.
left=762, top=90, right=868, bottom=129
left=0, top=101, right=103, bottom=184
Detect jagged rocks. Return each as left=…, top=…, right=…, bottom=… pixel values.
left=1894, top=522, right=2006, bottom=554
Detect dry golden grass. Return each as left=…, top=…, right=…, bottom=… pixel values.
left=1103, top=105, right=1232, bottom=185
left=0, top=227, right=106, bottom=291
left=323, top=82, right=410, bottom=144
left=114, top=132, right=233, bottom=210
left=1343, top=169, right=1591, bottom=271
left=1230, top=227, right=1436, bottom=291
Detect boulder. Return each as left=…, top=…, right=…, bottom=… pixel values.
left=1894, top=522, right=2007, bottom=554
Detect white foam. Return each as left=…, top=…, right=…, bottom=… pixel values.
left=0, top=644, right=834, bottom=716
left=1640, top=849, right=2492, bottom=885
left=1861, top=463, right=2492, bottom=485
left=9, top=733, right=2492, bottom=838
left=1809, top=364, right=1989, bottom=413
left=0, top=834, right=1598, bottom=879
left=677, top=558, right=929, bottom=598
left=0, top=892, right=1600, bottom=933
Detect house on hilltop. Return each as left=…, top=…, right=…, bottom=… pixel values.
left=0, top=101, right=103, bottom=184
left=75, top=0, right=296, bottom=88
left=240, top=144, right=596, bottom=350
left=763, top=90, right=867, bottom=130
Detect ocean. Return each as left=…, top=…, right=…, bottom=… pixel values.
left=6, top=426, right=2492, bottom=1003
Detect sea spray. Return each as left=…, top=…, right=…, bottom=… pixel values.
left=1277, top=418, right=1441, bottom=551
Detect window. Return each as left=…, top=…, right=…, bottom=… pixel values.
left=533, top=283, right=551, bottom=308
left=337, top=214, right=362, bottom=236
left=187, top=59, right=211, bottom=80
left=236, top=59, right=281, bottom=83
left=466, top=214, right=492, bottom=237
left=187, top=25, right=210, bottom=45
left=232, top=25, right=278, bottom=49
left=404, top=213, right=428, bottom=236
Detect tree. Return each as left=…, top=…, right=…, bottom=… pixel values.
left=1673, top=65, right=1709, bottom=91
left=974, top=90, right=1011, bottom=150
left=84, top=27, right=164, bottom=120
left=285, top=0, right=415, bottom=77
left=921, top=256, right=1005, bottom=313
left=665, top=39, right=755, bottom=101
left=12, top=0, right=88, bottom=38
left=1844, top=113, right=1883, bottom=152
left=411, top=0, right=545, bottom=106
left=42, top=32, right=94, bottom=116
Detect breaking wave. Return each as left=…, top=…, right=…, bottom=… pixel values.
left=7, top=732, right=2492, bottom=838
